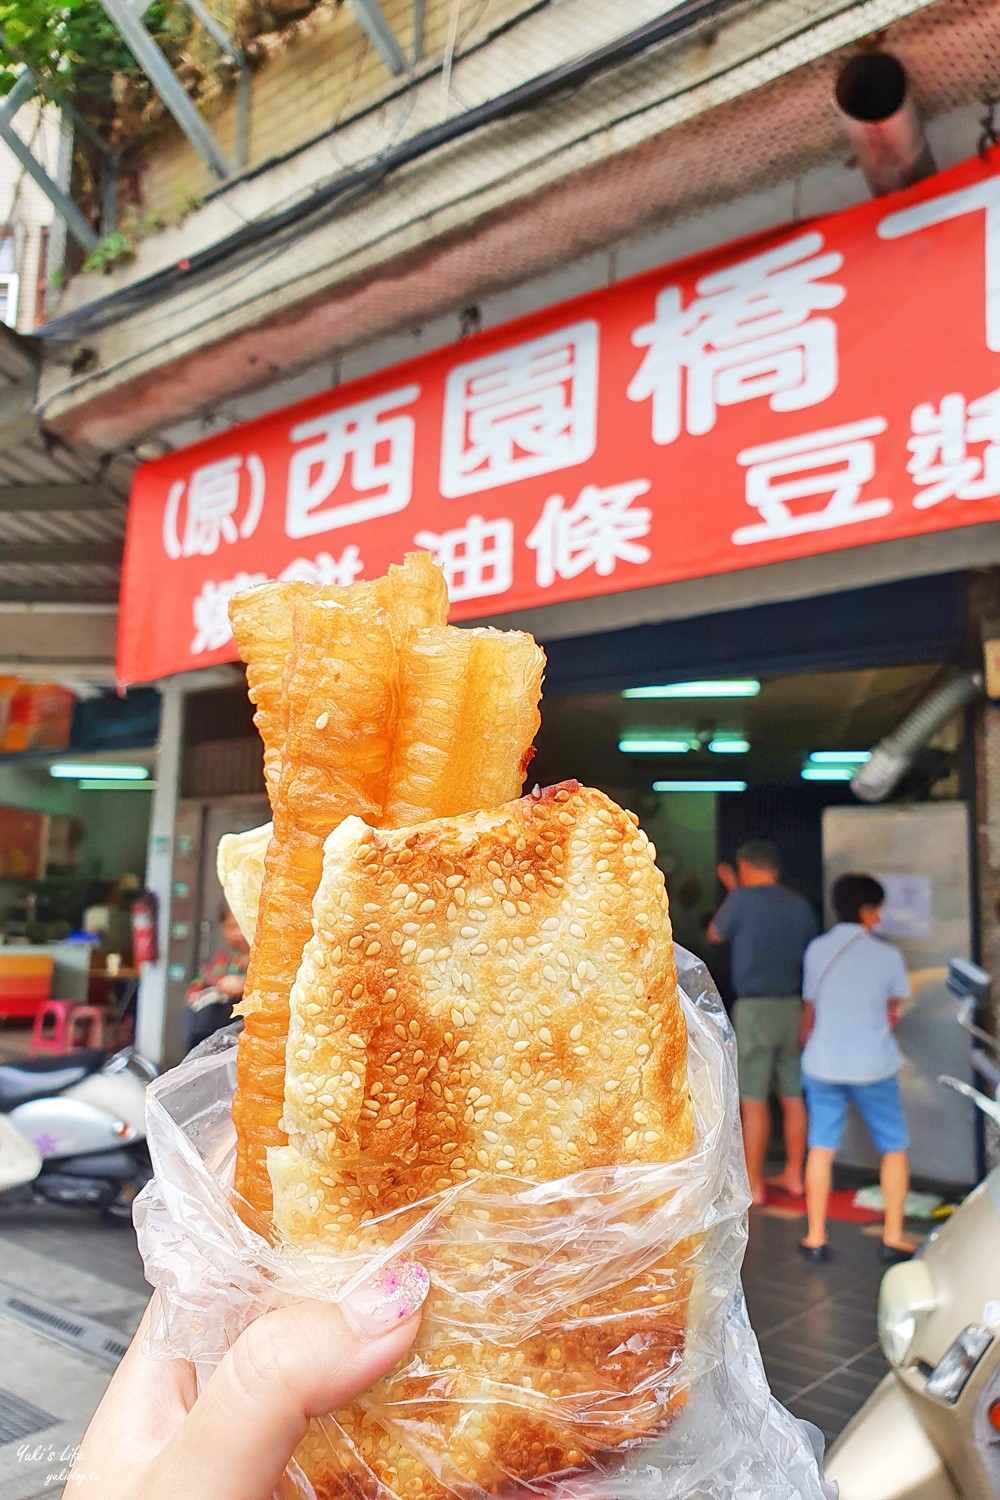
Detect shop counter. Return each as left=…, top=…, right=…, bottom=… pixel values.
left=0, top=942, right=92, bottom=1019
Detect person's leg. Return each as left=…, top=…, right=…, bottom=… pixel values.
left=799, top=1076, right=848, bottom=1254
left=772, top=999, right=806, bottom=1196
left=776, top=1096, right=808, bottom=1197
left=853, top=1076, right=916, bottom=1253
left=803, top=1147, right=836, bottom=1249
left=734, top=1000, right=771, bottom=1205
left=740, top=1099, right=772, bottom=1206
left=880, top=1151, right=916, bottom=1252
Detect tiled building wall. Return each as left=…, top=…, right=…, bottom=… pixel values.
left=131, top=0, right=538, bottom=222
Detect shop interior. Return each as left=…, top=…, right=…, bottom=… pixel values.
left=0, top=749, right=154, bottom=943
left=0, top=685, right=159, bottom=1036
left=531, top=660, right=963, bottom=975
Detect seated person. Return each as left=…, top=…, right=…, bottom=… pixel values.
left=184, top=904, right=250, bottom=1053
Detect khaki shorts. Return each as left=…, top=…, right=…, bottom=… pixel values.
left=735, top=996, right=802, bottom=1102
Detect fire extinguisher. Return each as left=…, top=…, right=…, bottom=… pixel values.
left=131, top=891, right=159, bottom=967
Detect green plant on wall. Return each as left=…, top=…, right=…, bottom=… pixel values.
left=0, top=1, right=190, bottom=112
left=83, top=229, right=135, bottom=273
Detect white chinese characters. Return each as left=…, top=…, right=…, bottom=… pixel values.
left=191, top=570, right=267, bottom=655
left=733, top=418, right=891, bottom=546
left=163, top=454, right=265, bottom=559
left=908, top=389, right=1000, bottom=508
left=629, top=233, right=844, bottom=445
left=413, top=515, right=514, bottom=603
left=879, top=177, right=1000, bottom=351
left=527, top=479, right=652, bottom=587
left=286, top=385, right=420, bottom=539
left=440, top=323, right=599, bottom=496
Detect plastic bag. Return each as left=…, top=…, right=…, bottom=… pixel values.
left=134, top=947, right=835, bottom=1499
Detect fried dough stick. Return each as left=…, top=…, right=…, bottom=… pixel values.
left=233, top=597, right=401, bottom=1220
left=229, top=557, right=545, bottom=1221
left=384, top=626, right=545, bottom=825
left=230, top=553, right=447, bottom=807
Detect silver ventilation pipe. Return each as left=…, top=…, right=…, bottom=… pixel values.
left=834, top=52, right=935, bottom=196
left=852, top=671, right=982, bottom=803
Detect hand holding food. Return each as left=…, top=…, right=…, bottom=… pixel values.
left=70, top=1286, right=426, bottom=1500
left=134, top=552, right=828, bottom=1500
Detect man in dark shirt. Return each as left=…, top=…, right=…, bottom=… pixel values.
left=708, top=839, right=818, bottom=1206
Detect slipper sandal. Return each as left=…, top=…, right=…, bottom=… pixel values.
left=878, top=1243, right=915, bottom=1266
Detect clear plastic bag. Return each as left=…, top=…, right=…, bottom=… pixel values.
left=134, top=947, right=835, bottom=1499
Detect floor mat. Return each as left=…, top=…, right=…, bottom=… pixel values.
left=763, top=1185, right=884, bottom=1223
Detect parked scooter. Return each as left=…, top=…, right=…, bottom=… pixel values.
left=0, top=1045, right=157, bottom=1221
left=827, top=958, right=1000, bottom=1499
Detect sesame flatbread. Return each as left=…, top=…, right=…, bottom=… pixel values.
left=270, top=781, right=692, bottom=1499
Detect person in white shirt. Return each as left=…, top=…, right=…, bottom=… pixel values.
left=798, top=873, right=915, bottom=1266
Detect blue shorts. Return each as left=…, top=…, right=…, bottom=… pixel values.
left=803, top=1073, right=909, bottom=1154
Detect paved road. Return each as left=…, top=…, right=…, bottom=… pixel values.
left=0, top=1205, right=147, bottom=1500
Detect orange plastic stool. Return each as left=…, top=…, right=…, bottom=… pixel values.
left=68, top=1005, right=103, bottom=1050
left=30, top=999, right=77, bottom=1056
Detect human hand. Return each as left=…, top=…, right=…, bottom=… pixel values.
left=716, top=861, right=738, bottom=892
left=69, top=1260, right=429, bottom=1500
left=217, top=973, right=246, bottom=997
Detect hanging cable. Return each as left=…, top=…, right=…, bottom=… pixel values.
left=34, top=0, right=743, bottom=343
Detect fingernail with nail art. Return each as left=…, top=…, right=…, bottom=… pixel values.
left=339, top=1258, right=430, bottom=1338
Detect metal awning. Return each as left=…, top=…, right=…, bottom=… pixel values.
left=0, top=325, right=131, bottom=608
left=0, top=324, right=132, bottom=685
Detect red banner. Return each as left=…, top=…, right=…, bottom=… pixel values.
left=120, top=148, right=1000, bottom=684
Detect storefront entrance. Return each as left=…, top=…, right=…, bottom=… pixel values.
left=532, top=570, right=976, bottom=1185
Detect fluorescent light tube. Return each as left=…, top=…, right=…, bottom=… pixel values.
left=50, top=763, right=149, bottom=781
left=653, top=780, right=747, bottom=793
left=623, top=680, right=760, bottom=700
left=78, top=780, right=158, bottom=791
left=618, top=738, right=690, bottom=754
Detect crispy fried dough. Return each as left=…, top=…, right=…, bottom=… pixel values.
left=385, top=626, right=544, bottom=826
left=229, top=553, right=447, bottom=807
left=229, top=558, right=544, bottom=1221
left=217, top=822, right=272, bottom=943
left=270, top=782, right=692, bottom=1498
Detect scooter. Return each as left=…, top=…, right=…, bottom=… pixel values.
left=0, top=1045, right=157, bottom=1221
left=826, top=958, right=1000, bottom=1499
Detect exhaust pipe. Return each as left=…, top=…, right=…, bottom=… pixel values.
left=834, top=51, right=935, bottom=196
left=852, top=671, right=981, bottom=803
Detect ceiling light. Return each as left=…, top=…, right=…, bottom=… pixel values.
left=708, top=738, right=750, bottom=754
left=623, top=680, right=760, bottom=699
left=653, top=780, right=747, bottom=793
left=618, top=738, right=690, bottom=754
left=808, top=751, right=872, bottom=764
left=78, top=779, right=157, bottom=791
left=50, top=763, right=149, bottom=781
left=801, top=766, right=854, bottom=781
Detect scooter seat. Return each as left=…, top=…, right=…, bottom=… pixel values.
left=0, top=1049, right=106, bottom=1110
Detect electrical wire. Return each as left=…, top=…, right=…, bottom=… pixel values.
left=34, top=0, right=744, bottom=344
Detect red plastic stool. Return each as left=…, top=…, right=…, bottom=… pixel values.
left=68, top=1005, right=103, bottom=1050
left=30, top=1000, right=77, bottom=1056
left=30, top=1001, right=104, bottom=1056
